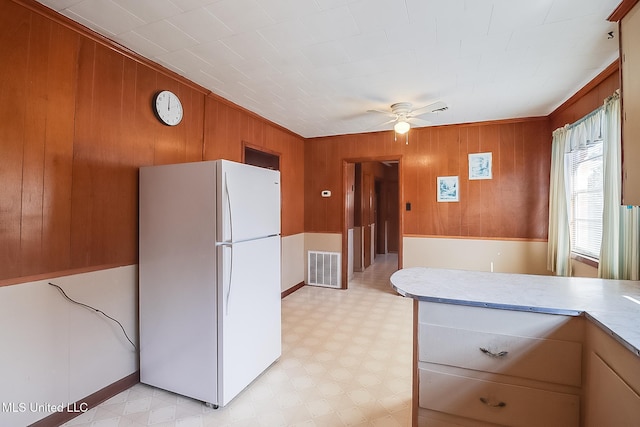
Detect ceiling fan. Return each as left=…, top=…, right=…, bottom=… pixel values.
left=367, top=101, right=448, bottom=142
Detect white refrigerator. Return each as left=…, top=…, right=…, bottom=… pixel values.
left=138, top=159, right=281, bottom=408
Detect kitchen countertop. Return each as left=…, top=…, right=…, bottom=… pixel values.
left=390, top=267, right=640, bottom=357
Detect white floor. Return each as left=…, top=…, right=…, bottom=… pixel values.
left=62, top=254, right=413, bottom=427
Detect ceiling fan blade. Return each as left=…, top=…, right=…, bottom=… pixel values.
left=409, top=101, right=448, bottom=117
left=408, top=117, right=432, bottom=126
left=364, top=118, right=397, bottom=132
left=410, top=111, right=438, bottom=119
left=366, top=109, right=395, bottom=117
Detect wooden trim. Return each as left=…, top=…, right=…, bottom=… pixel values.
left=572, top=253, right=599, bottom=269
left=608, top=0, right=640, bottom=21
left=343, top=155, right=402, bottom=164
left=424, top=115, right=549, bottom=129
left=242, top=141, right=282, bottom=170
left=342, top=160, right=350, bottom=289
left=0, top=263, right=135, bottom=288
left=243, top=141, right=282, bottom=158
left=281, top=281, right=304, bottom=298
left=403, top=234, right=548, bottom=243
left=305, top=117, right=550, bottom=143
left=28, top=372, right=139, bottom=427
left=619, top=22, right=625, bottom=201
left=341, top=157, right=403, bottom=288
left=304, top=231, right=343, bottom=236
left=550, top=61, right=620, bottom=118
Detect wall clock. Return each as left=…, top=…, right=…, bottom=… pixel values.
left=153, top=90, right=183, bottom=126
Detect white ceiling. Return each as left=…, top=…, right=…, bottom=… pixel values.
left=36, top=0, right=620, bottom=138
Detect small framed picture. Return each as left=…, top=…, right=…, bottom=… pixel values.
left=469, top=152, right=492, bottom=180
left=437, top=176, right=459, bottom=202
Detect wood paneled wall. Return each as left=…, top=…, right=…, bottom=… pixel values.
left=203, top=99, right=304, bottom=237
left=305, top=132, right=398, bottom=233
left=2, top=0, right=614, bottom=284
left=305, top=118, right=551, bottom=240
left=0, top=0, right=304, bottom=283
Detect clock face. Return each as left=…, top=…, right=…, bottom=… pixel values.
left=153, top=90, right=183, bottom=126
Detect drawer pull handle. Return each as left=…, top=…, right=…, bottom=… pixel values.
left=480, top=397, right=507, bottom=408
left=479, top=347, right=508, bottom=358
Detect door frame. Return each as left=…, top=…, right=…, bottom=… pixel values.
left=341, top=155, right=403, bottom=289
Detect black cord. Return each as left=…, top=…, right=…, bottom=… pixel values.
left=48, top=282, right=137, bottom=351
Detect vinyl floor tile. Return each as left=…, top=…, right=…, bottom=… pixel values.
left=62, top=254, right=412, bottom=427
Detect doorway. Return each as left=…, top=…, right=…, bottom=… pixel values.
left=243, top=142, right=280, bottom=170
left=343, top=158, right=401, bottom=288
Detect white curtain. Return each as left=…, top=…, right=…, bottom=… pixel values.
left=548, top=107, right=605, bottom=276
left=547, top=127, right=572, bottom=276
left=599, top=92, right=640, bottom=280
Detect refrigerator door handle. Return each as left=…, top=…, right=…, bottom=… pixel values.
left=223, top=172, right=235, bottom=315
left=224, top=171, right=233, bottom=243
left=226, top=244, right=234, bottom=315
left=216, top=242, right=234, bottom=315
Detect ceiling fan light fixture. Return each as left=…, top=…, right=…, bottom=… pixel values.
left=394, top=120, right=410, bottom=134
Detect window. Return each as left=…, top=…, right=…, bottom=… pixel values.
left=566, top=141, right=603, bottom=260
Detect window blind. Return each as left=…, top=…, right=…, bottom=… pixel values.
left=567, top=141, right=603, bottom=260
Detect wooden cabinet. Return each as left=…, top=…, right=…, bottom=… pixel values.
left=415, top=302, right=583, bottom=426
left=620, top=1, right=640, bottom=205
left=583, top=322, right=640, bottom=426
left=412, top=301, right=640, bottom=426
left=393, top=267, right=640, bottom=426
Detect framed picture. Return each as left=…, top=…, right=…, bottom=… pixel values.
left=437, top=176, right=459, bottom=202
left=469, top=152, right=492, bottom=180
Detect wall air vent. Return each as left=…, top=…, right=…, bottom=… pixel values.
left=307, top=251, right=341, bottom=289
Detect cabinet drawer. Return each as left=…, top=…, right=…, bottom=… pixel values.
left=418, top=301, right=582, bottom=341
left=418, top=409, right=500, bottom=426
left=419, top=368, right=580, bottom=427
left=419, top=324, right=582, bottom=386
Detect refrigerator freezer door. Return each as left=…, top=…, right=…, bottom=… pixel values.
left=218, top=160, right=280, bottom=242
left=218, top=235, right=281, bottom=406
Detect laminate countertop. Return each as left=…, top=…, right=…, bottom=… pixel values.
left=390, top=267, right=640, bottom=357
